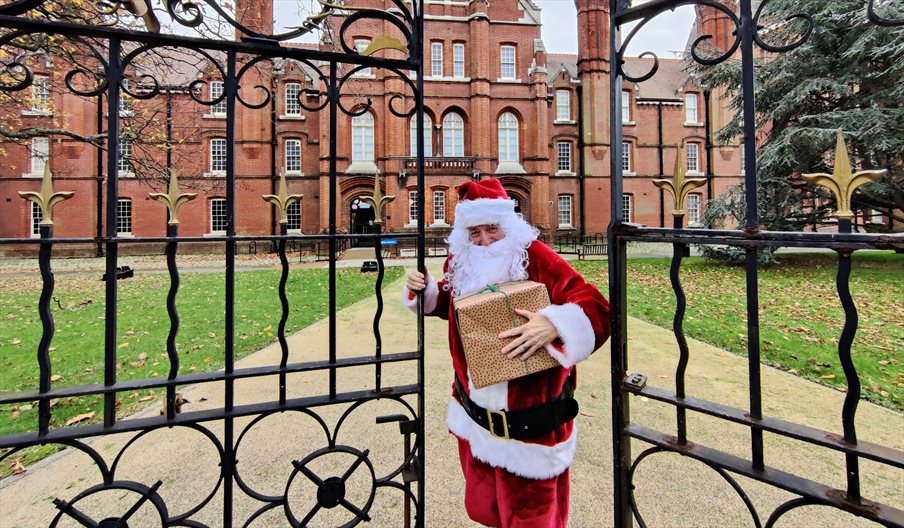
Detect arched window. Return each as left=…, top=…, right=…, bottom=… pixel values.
left=498, top=112, right=519, bottom=162
left=351, top=112, right=374, bottom=161
left=443, top=112, right=464, bottom=157
left=410, top=114, right=433, bottom=156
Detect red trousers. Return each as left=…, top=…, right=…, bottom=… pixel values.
left=457, top=438, right=570, bottom=528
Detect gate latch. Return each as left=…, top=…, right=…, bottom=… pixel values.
left=624, top=372, right=647, bottom=392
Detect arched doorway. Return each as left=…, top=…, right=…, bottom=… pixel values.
left=349, top=196, right=375, bottom=245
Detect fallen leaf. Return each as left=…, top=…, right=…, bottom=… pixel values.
left=203, top=357, right=211, bottom=363
left=19, top=404, right=32, bottom=411
left=208, top=332, right=217, bottom=338
left=65, top=412, right=95, bottom=427
left=579, top=411, right=596, bottom=417
left=119, top=342, right=130, bottom=348
left=138, top=395, right=153, bottom=402
left=50, top=375, right=62, bottom=382
left=11, top=460, right=26, bottom=475
left=10, top=338, right=21, bottom=345
left=820, top=374, right=836, bottom=380
left=138, top=353, right=148, bottom=361
left=878, top=360, right=890, bottom=365
left=10, top=411, right=20, bottom=419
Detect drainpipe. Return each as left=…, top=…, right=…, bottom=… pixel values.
left=577, top=85, right=585, bottom=238
left=656, top=100, right=665, bottom=228
left=704, top=89, right=714, bottom=201
left=95, top=95, right=104, bottom=257
left=270, top=81, right=278, bottom=249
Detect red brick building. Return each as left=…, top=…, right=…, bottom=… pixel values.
left=0, top=1, right=742, bottom=254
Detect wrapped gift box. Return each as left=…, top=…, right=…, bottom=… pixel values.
left=454, top=281, right=560, bottom=388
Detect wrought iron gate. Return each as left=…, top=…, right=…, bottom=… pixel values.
left=0, top=1, right=427, bottom=526
left=609, top=1, right=902, bottom=527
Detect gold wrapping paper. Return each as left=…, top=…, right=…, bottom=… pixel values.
left=454, top=281, right=560, bottom=388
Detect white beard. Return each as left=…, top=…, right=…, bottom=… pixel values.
left=449, top=236, right=528, bottom=297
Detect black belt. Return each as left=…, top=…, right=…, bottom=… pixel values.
left=454, top=376, right=579, bottom=440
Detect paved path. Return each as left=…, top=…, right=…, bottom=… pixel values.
left=1, top=261, right=901, bottom=527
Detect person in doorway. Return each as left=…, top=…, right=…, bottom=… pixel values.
left=402, top=178, right=610, bottom=528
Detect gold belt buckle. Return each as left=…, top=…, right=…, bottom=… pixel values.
left=486, top=409, right=510, bottom=440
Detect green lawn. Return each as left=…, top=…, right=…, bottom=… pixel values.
left=0, top=265, right=403, bottom=474
left=573, top=251, right=903, bottom=410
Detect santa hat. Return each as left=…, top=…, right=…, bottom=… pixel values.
left=453, top=178, right=516, bottom=228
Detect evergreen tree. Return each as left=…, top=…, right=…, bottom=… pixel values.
left=689, top=0, right=903, bottom=262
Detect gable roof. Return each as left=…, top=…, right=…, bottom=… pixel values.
left=623, top=57, right=689, bottom=101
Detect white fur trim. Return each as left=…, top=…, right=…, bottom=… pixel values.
left=454, top=198, right=516, bottom=228
left=539, top=303, right=596, bottom=368
left=447, top=397, right=578, bottom=480
left=401, top=274, right=438, bottom=314
left=466, top=373, right=508, bottom=410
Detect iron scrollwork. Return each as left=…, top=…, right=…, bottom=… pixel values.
left=611, top=2, right=904, bottom=528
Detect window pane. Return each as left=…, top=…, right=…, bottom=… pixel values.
left=285, top=83, right=301, bottom=115
left=31, top=202, right=43, bottom=236
left=685, top=93, right=698, bottom=122
left=687, top=193, right=701, bottom=224
left=453, top=43, right=465, bottom=77
left=408, top=191, right=418, bottom=223
left=498, top=112, right=518, bottom=162
left=622, top=194, right=632, bottom=222
left=211, top=199, right=227, bottom=232
left=116, top=199, right=132, bottom=235
left=211, top=139, right=227, bottom=172
left=210, top=81, right=226, bottom=114
left=433, top=190, right=445, bottom=223
left=31, top=137, right=49, bottom=174
left=557, top=142, right=571, bottom=172
left=556, top=90, right=570, bottom=120
left=410, top=115, right=433, bottom=156
left=355, top=40, right=371, bottom=75
left=352, top=113, right=375, bottom=161
left=285, top=139, right=301, bottom=172
left=431, top=42, right=443, bottom=77
left=287, top=201, right=301, bottom=230
left=687, top=143, right=699, bottom=172
left=32, top=76, right=50, bottom=111
left=557, top=195, right=572, bottom=227
left=621, top=91, right=630, bottom=122
left=622, top=142, right=630, bottom=172
left=443, top=112, right=464, bottom=157
left=500, top=45, right=515, bottom=79
left=118, top=135, right=132, bottom=173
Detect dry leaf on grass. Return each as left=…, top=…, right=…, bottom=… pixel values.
left=65, top=412, right=95, bottom=426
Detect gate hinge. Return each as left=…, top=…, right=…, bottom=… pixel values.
left=624, top=372, right=647, bottom=392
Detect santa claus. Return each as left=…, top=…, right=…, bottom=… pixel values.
left=402, top=178, right=610, bottom=528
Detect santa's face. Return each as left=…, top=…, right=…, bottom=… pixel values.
left=467, top=224, right=505, bottom=246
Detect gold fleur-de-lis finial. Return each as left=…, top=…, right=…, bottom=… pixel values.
left=262, top=172, right=304, bottom=225
left=18, top=163, right=74, bottom=226
left=360, top=171, right=395, bottom=224
left=653, top=146, right=707, bottom=216
left=149, top=171, right=197, bottom=225
left=361, top=35, right=408, bottom=56
left=802, top=130, right=887, bottom=219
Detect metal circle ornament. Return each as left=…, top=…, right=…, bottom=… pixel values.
left=284, top=445, right=377, bottom=528
left=49, top=480, right=168, bottom=528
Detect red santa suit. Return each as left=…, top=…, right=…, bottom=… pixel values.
left=402, top=179, right=610, bottom=528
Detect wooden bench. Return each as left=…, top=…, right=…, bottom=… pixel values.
left=577, top=242, right=608, bottom=260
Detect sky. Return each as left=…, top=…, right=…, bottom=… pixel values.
left=536, top=0, right=697, bottom=56
left=260, top=1, right=696, bottom=58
